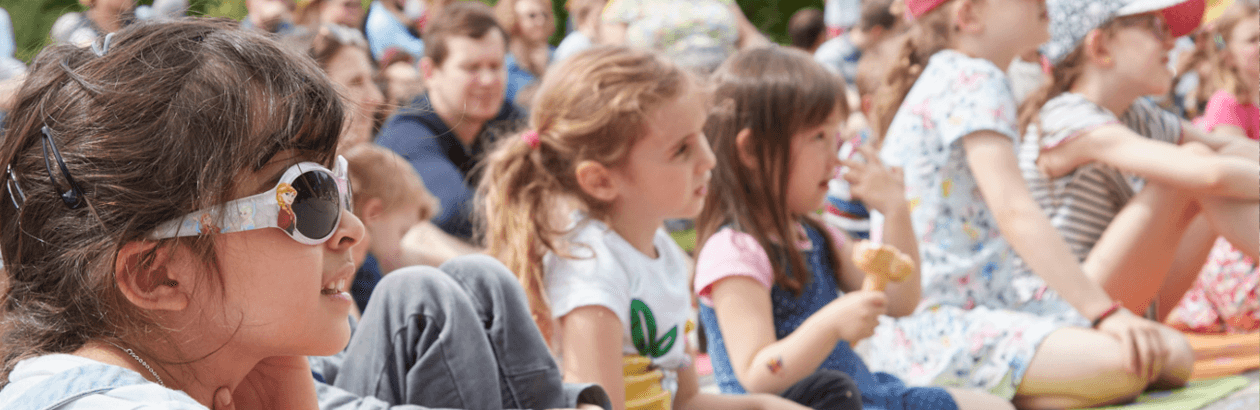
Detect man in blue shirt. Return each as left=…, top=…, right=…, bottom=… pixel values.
left=377, top=2, right=523, bottom=242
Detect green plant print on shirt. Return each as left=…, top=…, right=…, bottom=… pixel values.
left=629, top=299, right=678, bottom=358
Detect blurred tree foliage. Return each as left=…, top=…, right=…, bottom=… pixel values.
left=1, top=0, right=820, bottom=63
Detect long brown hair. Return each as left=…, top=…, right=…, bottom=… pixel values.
left=697, top=46, right=848, bottom=295
left=0, top=19, right=344, bottom=382
left=477, top=46, right=690, bottom=339
left=871, top=1, right=958, bottom=142
left=1210, top=1, right=1260, bottom=105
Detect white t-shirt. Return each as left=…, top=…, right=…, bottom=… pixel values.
left=545, top=219, right=692, bottom=377
left=0, top=354, right=205, bottom=409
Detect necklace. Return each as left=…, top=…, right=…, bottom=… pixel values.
left=106, top=341, right=165, bottom=388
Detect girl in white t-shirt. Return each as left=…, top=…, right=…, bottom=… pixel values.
left=479, top=47, right=810, bottom=410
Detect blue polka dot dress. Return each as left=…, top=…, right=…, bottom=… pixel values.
left=700, top=223, right=958, bottom=410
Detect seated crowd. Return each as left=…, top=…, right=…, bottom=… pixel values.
left=0, top=0, right=1256, bottom=410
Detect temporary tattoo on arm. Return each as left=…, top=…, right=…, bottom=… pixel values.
left=767, top=356, right=784, bottom=374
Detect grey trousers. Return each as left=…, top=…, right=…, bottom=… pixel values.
left=328, top=255, right=609, bottom=410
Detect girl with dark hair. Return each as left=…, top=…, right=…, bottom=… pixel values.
left=0, top=17, right=357, bottom=408
left=693, top=46, right=1007, bottom=410
left=0, top=18, right=607, bottom=410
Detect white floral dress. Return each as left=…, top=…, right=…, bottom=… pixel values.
left=865, top=50, right=1087, bottom=399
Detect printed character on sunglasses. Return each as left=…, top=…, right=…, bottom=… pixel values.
left=277, top=182, right=298, bottom=234
left=0, top=19, right=608, bottom=410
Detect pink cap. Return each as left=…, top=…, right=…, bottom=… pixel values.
left=906, top=0, right=951, bottom=18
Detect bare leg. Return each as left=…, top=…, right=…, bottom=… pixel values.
left=1012, top=326, right=1192, bottom=409
left=1084, top=181, right=1200, bottom=314
left=947, top=388, right=1014, bottom=410
left=1199, top=195, right=1260, bottom=261
left=1154, top=216, right=1216, bottom=321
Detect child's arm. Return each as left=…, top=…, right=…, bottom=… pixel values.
left=672, top=353, right=809, bottom=410
left=1038, top=124, right=1260, bottom=200
left=1180, top=121, right=1260, bottom=162
left=963, top=131, right=1171, bottom=382
left=559, top=306, right=629, bottom=410
left=838, top=144, right=920, bottom=317
left=708, top=276, right=885, bottom=395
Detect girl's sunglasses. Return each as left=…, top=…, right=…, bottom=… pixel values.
left=150, top=156, right=353, bottom=245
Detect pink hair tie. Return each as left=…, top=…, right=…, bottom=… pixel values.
left=522, top=130, right=541, bottom=149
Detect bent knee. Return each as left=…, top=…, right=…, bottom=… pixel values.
left=1157, top=327, right=1194, bottom=387
left=376, top=266, right=463, bottom=300
left=440, top=254, right=517, bottom=284
left=1179, top=141, right=1215, bottom=156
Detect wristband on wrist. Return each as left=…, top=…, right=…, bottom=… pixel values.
left=1091, top=301, right=1123, bottom=328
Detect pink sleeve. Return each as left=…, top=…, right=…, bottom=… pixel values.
left=694, top=228, right=775, bottom=304
left=1198, top=90, right=1247, bottom=133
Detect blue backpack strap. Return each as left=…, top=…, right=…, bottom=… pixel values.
left=4, top=363, right=153, bottom=410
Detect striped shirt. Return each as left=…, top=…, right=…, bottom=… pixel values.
left=1020, top=94, right=1182, bottom=261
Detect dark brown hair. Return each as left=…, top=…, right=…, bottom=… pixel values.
left=423, top=1, right=510, bottom=67
left=871, top=0, right=958, bottom=143
left=788, top=8, right=825, bottom=50
left=859, top=0, right=897, bottom=31
left=0, top=18, right=344, bottom=382
left=478, top=46, right=690, bottom=340
left=697, top=46, right=848, bottom=295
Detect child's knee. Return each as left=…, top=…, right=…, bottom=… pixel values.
left=440, top=254, right=519, bottom=290
left=1157, top=326, right=1194, bottom=386
left=1180, top=141, right=1215, bottom=156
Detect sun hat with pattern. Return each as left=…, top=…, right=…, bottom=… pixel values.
left=1042, top=0, right=1208, bottom=65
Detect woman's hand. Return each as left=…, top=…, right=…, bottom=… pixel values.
left=213, top=355, right=320, bottom=410
left=840, top=144, right=906, bottom=215
left=1097, top=309, right=1169, bottom=383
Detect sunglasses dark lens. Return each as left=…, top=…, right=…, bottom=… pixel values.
left=291, top=171, right=342, bottom=241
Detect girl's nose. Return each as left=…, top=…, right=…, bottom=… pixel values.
left=326, top=210, right=366, bottom=251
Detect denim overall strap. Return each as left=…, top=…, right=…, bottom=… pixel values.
left=3, top=363, right=152, bottom=410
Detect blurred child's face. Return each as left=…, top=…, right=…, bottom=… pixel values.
left=1227, top=16, right=1260, bottom=92
left=204, top=152, right=365, bottom=358
left=514, top=0, right=555, bottom=44
left=785, top=109, right=844, bottom=216
left=978, top=0, right=1050, bottom=60
left=383, top=61, right=425, bottom=105
left=83, top=0, right=135, bottom=14
left=611, top=82, right=716, bottom=222
left=1107, top=13, right=1176, bottom=97
left=364, top=201, right=423, bottom=274
left=321, top=0, right=365, bottom=28
left=326, top=46, right=385, bottom=152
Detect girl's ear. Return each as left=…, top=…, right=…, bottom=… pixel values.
left=734, top=128, right=758, bottom=170
left=575, top=160, right=619, bottom=202
left=1085, top=30, right=1116, bottom=68
left=954, top=0, right=983, bottom=34
left=114, top=242, right=192, bottom=312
